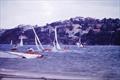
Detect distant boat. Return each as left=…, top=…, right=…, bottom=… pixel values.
left=19, top=36, right=23, bottom=46
left=76, top=42, right=83, bottom=48
left=52, top=27, right=62, bottom=52
left=11, top=45, right=18, bottom=51
left=10, top=40, right=13, bottom=45
left=76, top=38, right=84, bottom=48
left=19, top=35, right=27, bottom=46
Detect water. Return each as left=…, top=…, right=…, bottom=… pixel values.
left=0, top=44, right=120, bottom=80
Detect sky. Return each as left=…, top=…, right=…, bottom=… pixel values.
left=0, top=0, right=120, bottom=29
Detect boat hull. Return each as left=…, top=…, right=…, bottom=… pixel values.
left=9, top=52, right=43, bottom=59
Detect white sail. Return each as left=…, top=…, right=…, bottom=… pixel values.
left=52, top=41, right=58, bottom=52
left=32, top=27, right=44, bottom=50
left=76, top=38, right=83, bottom=48
left=10, top=40, right=13, bottom=45
left=80, top=44, right=83, bottom=47
left=19, top=35, right=27, bottom=47
left=76, top=42, right=80, bottom=47
left=76, top=42, right=83, bottom=47
left=54, top=27, right=61, bottom=50
left=35, top=37, right=42, bottom=51
left=19, top=38, right=23, bottom=46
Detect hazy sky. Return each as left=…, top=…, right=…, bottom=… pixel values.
left=0, top=0, right=120, bottom=29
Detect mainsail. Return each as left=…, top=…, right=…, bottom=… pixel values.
left=35, top=37, right=42, bottom=51
left=52, top=27, right=61, bottom=51
left=19, top=37, right=23, bottom=46
left=32, top=27, right=44, bottom=50
left=10, top=40, right=13, bottom=45
left=52, top=41, right=58, bottom=52
left=19, top=35, right=27, bottom=46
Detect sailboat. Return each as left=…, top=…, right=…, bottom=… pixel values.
left=52, top=27, right=62, bottom=52
left=9, top=27, right=43, bottom=59
left=19, top=35, right=27, bottom=46
left=76, top=38, right=83, bottom=48
left=32, top=26, right=44, bottom=51
left=76, top=42, right=83, bottom=47
left=35, top=37, right=40, bottom=51
left=10, top=40, right=13, bottom=45
left=19, top=36, right=23, bottom=46
left=54, top=27, right=61, bottom=50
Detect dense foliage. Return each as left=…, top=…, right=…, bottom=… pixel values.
left=0, top=17, right=120, bottom=45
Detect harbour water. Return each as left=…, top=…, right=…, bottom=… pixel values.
left=0, top=44, right=120, bottom=80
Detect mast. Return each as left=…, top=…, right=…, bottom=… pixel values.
left=35, top=37, right=41, bottom=51
left=32, top=26, right=44, bottom=50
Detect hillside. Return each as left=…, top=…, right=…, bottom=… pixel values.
left=0, top=17, right=120, bottom=45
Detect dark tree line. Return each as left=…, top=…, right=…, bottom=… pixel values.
left=0, top=17, right=120, bottom=45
